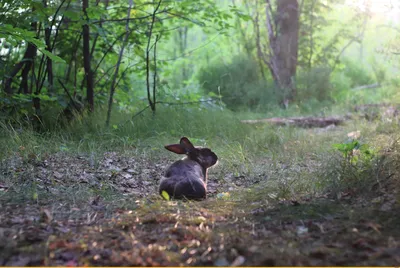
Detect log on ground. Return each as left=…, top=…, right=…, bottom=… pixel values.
left=241, top=116, right=344, bottom=128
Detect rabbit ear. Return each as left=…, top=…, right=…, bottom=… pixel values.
left=164, top=144, right=187, bottom=154
left=180, top=137, right=195, bottom=151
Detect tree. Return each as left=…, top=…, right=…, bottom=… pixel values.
left=82, top=0, right=94, bottom=112
left=265, top=0, right=299, bottom=107
left=106, top=0, right=134, bottom=126
left=1, top=0, right=233, bottom=126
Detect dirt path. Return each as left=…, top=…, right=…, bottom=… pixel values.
left=1, top=152, right=399, bottom=266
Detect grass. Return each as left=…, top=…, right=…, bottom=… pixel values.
left=1, top=104, right=400, bottom=265
left=1, top=104, right=399, bottom=202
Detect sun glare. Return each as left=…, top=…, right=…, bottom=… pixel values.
left=347, top=0, right=400, bottom=13
left=346, top=0, right=400, bottom=23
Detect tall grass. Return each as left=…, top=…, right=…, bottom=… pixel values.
left=1, top=89, right=400, bottom=202
left=0, top=106, right=254, bottom=159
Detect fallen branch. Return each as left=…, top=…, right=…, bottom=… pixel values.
left=351, top=83, right=380, bottom=91
left=241, top=116, right=344, bottom=128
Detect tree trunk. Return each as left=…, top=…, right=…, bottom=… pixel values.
left=82, top=0, right=94, bottom=112
left=106, top=0, right=133, bottom=127
left=44, top=24, right=54, bottom=93
left=18, top=42, right=37, bottom=94
left=4, top=19, right=38, bottom=94
left=40, top=0, right=54, bottom=94
left=176, top=26, right=188, bottom=81
left=80, top=0, right=109, bottom=89
left=276, top=0, right=299, bottom=102
left=254, top=6, right=266, bottom=80
left=146, top=0, right=162, bottom=112
left=266, top=0, right=299, bottom=106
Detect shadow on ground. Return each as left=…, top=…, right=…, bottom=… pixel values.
left=0, top=151, right=399, bottom=266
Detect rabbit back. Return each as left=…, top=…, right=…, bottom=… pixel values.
left=159, top=159, right=206, bottom=199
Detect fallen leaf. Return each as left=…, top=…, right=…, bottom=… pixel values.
left=40, top=208, right=53, bottom=224
left=161, top=190, right=170, bottom=201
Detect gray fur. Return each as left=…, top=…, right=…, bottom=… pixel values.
left=159, top=137, right=218, bottom=200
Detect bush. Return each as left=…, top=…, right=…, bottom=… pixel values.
left=197, top=55, right=278, bottom=111
left=341, top=58, right=375, bottom=88
left=296, top=66, right=333, bottom=103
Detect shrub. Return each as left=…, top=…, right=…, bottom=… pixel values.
left=197, top=55, right=277, bottom=111
left=341, top=58, right=375, bottom=88
left=296, top=66, right=333, bottom=103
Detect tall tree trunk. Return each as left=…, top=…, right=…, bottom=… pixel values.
left=80, top=0, right=109, bottom=89
left=65, top=33, right=82, bottom=84
left=232, top=0, right=252, bottom=57
left=106, top=0, right=133, bottom=127
left=18, top=42, right=37, bottom=94
left=41, top=0, right=54, bottom=94
left=177, top=26, right=188, bottom=81
left=146, top=0, right=162, bottom=112
left=44, top=26, right=54, bottom=93
left=307, top=0, right=317, bottom=70
left=254, top=7, right=266, bottom=80
left=82, top=0, right=94, bottom=112
left=266, top=0, right=299, bottom=106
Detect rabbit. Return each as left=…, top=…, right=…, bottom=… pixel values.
left=159, top=137, right=218, bottom=200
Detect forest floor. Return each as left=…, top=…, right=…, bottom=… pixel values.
left=1, top=116, right=400, bottom=266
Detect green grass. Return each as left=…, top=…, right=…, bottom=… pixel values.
left=1, top=104, right=400, bottom=267
left=1, top=104, right=400, bottom=204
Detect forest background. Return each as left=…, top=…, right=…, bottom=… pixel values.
left=1, top=0, right=400, bottom=266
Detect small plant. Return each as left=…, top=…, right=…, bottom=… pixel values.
left=332, top=139, right=375, bottom=165
left=330, top=132, right=377, bottom=192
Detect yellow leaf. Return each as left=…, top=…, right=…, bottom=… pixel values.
left=161, top=190, right=170, bottom=201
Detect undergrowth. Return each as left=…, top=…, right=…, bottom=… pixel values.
left=1, top=105, right=400, bottom=204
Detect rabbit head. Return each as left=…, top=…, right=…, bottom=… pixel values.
left=159, top=137, right=218, bottom=200
left=164, top=137, right=218, bottom=169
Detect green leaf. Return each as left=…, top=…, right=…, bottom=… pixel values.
left=161, top=190, right=170, bottom=201
left=86, top=6, right=105, bottom=18
left=63, top=10, right=81, bottom=20
left=31, top=93, right=57, bottom=101
left=133, top=46, right=145, bottom=59
left=40, top=49, right=65, bottom=63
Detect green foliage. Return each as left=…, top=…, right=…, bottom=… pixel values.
left=298, top=0, right=335, bottom=68
left=1, top=25, right=64, bottom=63
left=1, top=0, right=234, bottom=125
left=198, top=55, right=277, bottom=111
left=2, top=101, right=400, bottom=207
left=333, top=139, right=375, bottom=165
left=296, top=66, right=333, bottom=103
left=341, top=58, right=374, bottom=88
left=320, top=133, right=379, bottom=197
left=2, top=0, right=396, bottom=124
